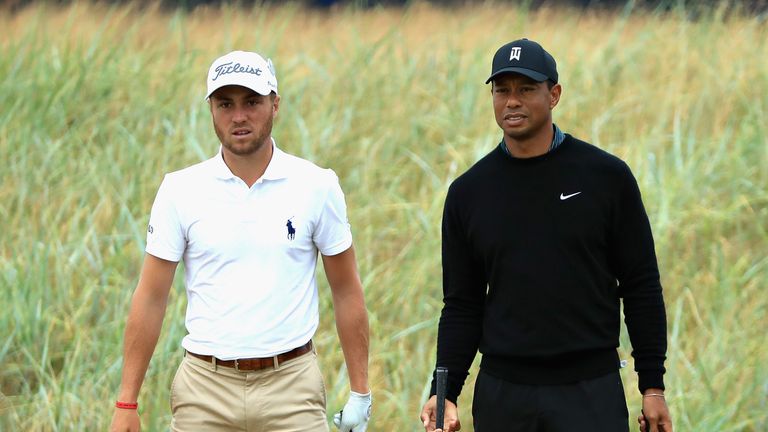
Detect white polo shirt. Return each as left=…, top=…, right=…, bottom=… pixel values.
left=145, top=142, right=352, bottom=359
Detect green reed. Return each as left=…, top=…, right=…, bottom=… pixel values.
left=1, top=2, right=766, bottom=430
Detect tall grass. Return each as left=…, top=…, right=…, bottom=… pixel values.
left=1, top=2, right=766, bottom=430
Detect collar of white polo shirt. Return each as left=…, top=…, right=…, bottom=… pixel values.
left=210, top=138, right=290, bottom=182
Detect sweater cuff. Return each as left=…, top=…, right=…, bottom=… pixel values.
left=429, top=377, right=460, bottom=405
left=637, top=371, right=665, bottom=394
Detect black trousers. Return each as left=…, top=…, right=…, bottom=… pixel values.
left=472, top=369, right=629, bottom=432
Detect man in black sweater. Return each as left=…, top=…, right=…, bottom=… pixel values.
left=419, top=39, right=673, bottom=432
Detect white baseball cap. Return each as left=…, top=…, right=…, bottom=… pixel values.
left=205, top=50, right=278, bottom=99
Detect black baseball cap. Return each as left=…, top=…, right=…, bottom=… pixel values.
left=485, top=38, right=558, bottom=84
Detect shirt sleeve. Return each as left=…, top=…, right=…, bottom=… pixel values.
left=429, top=183, right=487, bottom=404
left=145, top=175, right=186, bottom=262
left=313, top=169, right=353, bottom=256
left=612, top=163, right=668, bottom=393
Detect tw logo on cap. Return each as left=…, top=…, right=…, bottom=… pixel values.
left=509, top=47, right=522, bottom=61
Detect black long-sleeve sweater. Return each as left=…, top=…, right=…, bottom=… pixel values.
left=431, top=135, right=667, bottom=404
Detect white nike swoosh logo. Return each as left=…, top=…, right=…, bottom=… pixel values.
left=560, top=192, right=582, bottom=200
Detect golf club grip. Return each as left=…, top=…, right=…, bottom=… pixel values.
left=435, top=367, right=448, bottom=430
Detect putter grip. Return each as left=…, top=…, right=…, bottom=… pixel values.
left=435, top=367, right=448, bottom=430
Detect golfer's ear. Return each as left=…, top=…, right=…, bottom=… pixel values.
left=272, top=94, right=281, bottom=118
left=550, top=83, right=562, bottom=109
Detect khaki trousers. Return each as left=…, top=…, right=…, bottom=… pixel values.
left=170, top=349, right=329, bottom=432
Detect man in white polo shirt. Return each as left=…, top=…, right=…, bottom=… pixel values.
left=110, top=51, right=371, bottom=432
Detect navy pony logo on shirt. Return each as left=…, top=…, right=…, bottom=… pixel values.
left=286, top=218, right=296, bottom=240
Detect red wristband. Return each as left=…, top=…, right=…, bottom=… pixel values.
left=115, top=401, right=138, bottom=410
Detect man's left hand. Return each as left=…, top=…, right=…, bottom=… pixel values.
left=333, top=391, right=372, bottom=432
left=637, top=389, right=673, bottom=432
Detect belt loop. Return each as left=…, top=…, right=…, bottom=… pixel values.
left=210, top=355, right=217, bottom=372
left=273, top=355, right=280, bottom=370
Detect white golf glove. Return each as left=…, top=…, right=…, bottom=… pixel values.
left=332, top=391, right=372, bottom=432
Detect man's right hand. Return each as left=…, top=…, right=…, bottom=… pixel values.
left=420, top=395, right=461, bottom=432
left=110, top=408, right=140, bottom=432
